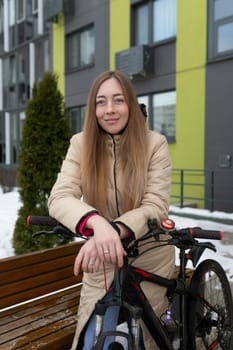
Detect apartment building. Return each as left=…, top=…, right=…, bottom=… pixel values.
left=0, top=0, right=232, bottom=212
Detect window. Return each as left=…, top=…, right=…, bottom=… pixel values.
left=9, top=0, right=16, bottom=49
left=19, top=111, right=25, bottom=139
left=133, top=0, right=177, bottom=46
left=0, top=2, right=4, bottom=53
left=153, top=91, right=176, bottom=143
left=208, top=0, right=233, bottom=59
left=67, top=26, right=95, bottom=71
left=32, top=0, right=38, bottom=13
left=3, top=55, right=17, bottom=108
left=68, top=106, right=86, bottom=133
left=134, top=3, right=149, bottom=45
left=9, top=0, right=16, bottom=26
left=138, top=91, right=176, bottom=143
left=35, top=38, right=50, bottom=82
left=0, top=113, right=5, bottom=163
left=18, top=47, right=29, bottom=105
left=10, top=112, right=18, bottom=164
left=17, top=0, right=25, bottom=22
left=0, top=1, right=3, bottom=34
left=138, top=95, right=150, bottom=122
left=0, top=111, right=24, bottom=165
left=153, top=0, right=177, bottom=42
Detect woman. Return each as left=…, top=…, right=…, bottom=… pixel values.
left=48, top=70, right=175, bottom=349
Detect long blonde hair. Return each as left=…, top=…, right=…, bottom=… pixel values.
left=81, top=71, right=148, bottom=218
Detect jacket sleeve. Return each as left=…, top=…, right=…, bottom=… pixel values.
left=48, top=133, right=97, bottom=233
left=115, top=132, right=172, bottom=239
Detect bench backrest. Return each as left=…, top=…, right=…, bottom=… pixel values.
left=0, top=241, right=83, bottom=309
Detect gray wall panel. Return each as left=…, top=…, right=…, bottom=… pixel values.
left=65, top=0, right=109, bottom=107
left=205, top=59, right=233, bottom=211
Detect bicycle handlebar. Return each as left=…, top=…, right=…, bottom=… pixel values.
left=27, top=215, right=223, bottom=242
left=27, top=215, right=58, bottom=227
left=188, top=227, right=223, bottom=240
left=158, top=218, right=223, bottom=240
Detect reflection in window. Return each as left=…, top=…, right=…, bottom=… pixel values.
left=208, top=0, right=233, bottom=59
left=153, top=91, right=176, bottom=143
left=80, top=28, right=94, bottom=66
left=133, top=0, right=177, bottom=45
left=68, top=106, right=86, bottom=133
left=138, top=95, right=151, bottom=124
left=217, top=22, right=233, bottom=53
left=153, top=0, right=177, bottom=42
left=67, top=26, right=95, bottom=71
left=214, top=0, right=233, bottom=20
left=134, top=3, right=149, bottom=45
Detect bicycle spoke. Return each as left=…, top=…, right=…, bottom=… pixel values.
left=188, top=260, right=233, bottom=350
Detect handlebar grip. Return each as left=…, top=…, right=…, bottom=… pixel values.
left=27, top=215, right=58, bottom=227
left=189, top=227, right=223, bottom=240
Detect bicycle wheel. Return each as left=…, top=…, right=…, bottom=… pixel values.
left=188, top=259, right=233, bottom=350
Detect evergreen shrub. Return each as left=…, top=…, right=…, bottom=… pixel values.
left=13, top=72, right=72, bottom=254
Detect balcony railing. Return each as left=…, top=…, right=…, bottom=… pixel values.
left=171, top=169, right=233, bottom=213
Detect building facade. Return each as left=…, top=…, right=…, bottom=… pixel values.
left=0, top=0, right=233, bottom=212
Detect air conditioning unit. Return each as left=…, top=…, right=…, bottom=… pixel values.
left=115, top=45, right=153, bottom=78
left=44, top=0, right=75, bottom=21
left=44, top=0, right=63, bottom=21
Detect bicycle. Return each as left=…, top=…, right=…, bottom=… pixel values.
left=28, top=215, right=233, bottom=350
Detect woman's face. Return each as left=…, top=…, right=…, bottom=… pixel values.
left=95, top=77, right=129, bottom=134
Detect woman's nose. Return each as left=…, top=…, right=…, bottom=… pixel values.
left=106, top=100, right=115, bottom=113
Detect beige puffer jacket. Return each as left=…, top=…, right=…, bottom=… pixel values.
left=48, top=130, right=175, bottom=349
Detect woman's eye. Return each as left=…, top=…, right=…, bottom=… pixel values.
left=96, top=100, right=105, bottom=106
left=114, top=98, right=124, bottom=105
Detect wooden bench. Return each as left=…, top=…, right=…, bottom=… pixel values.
left=0, top=241, right=84, bottom=350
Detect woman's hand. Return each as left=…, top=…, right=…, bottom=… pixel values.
left=74, top=216, right=127, bottom=275
left=87, top=215, right=126, bottom=268
left=74, top=237, right=101, bottom=275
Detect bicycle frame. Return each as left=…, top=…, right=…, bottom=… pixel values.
left=28, top=215, right=230, bottom=350
left=93, top=243, right=191, bottom=350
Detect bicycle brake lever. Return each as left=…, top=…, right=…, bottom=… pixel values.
left=32, top=225, right=76, bottom=239
left=32, top=230, right=55, bottom=237
left=195, top=241, right=217, bottom=252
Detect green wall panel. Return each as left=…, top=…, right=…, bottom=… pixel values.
left=110, top=0, right=130, bottom=69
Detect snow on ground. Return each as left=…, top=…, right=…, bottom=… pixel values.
left=0, top=187, right=22, bottom=258
left=0, top=188, right=233, bottom=283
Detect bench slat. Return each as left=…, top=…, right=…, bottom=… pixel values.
left=0, top=273, right=82, bottom=309
left=0, top=242, right=84, bottom=349
left=1, top=255, right=76, bottom=285
left=0, top=286, right=78, bottom=324
left=0, top=317, right=76, bottom=349
left=0, top=241, right=82, bottom=273
left=0, top=241, right=83, bottom=309
left=0, top=288, right=80, bottom=333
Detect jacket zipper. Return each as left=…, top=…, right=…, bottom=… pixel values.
left=112, top=136, right=120, bottom=217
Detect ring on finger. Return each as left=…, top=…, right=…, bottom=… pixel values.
left=89, top=262, right=94, bottom=266
left=104, top=250, right=109, bottom=254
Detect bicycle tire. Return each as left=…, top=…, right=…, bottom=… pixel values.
left=188, top=259, right=233, bottom=350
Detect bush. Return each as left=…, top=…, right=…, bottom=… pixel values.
left=13, top=73, right=72, bottom=254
